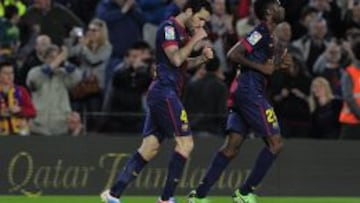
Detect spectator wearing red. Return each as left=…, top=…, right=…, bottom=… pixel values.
left=210, top=0, right=236, bottom=71
left=0, top=57, right=36, bottom=135
left=237, top=0, right=251, bottom=19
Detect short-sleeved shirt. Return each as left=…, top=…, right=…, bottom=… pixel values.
left=149, top=17, right=190, bottom=97
left=234, top=22, right=274, bottom=97
left=226, top=23, right=281, bottom=137
left=142, top=17, right=192, bottom=140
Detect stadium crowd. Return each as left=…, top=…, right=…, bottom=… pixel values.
left=0, top=0, right=360, bottom=139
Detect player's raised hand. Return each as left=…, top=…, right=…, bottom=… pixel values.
left=262, top=58, right=275, bottom=75
left=192, top=27, right=208, bottom=43
left=202, top=47, right=214, bottom=61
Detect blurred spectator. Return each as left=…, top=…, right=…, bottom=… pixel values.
left=140, top=0, right=188, bottom=49
left=27, top=45, right=81, bottom=136
left=0, top=57, right=36, bottom=136
left=279, top=0, right=308, bottom=29
left=0, top=5, right=20, bottom=52
left=292, top=17, right=330, bottom=75
left=236, top=0, right=251, bottom=19
left=101, top=42, right=152, bottom=133
left=19, top=0, right=83, bottom=46
left=55, top=0, right=100, bottom=24
left=274, top=22, right=303, bottom=63
left=313, top=41, right=344, bottom=98
left=16, top=34, right=51, bottom=87
left=341, top=28, right=360, bottom=66
left=140, top=0, right=168, bottom=49
left=308, top=0, right=342, bottom=37
left=96, top=0, right=145, bottom=87
left=188, top=65, right=207, bottom=83
left=271, top=56, right=312, bottom=138
left=291, top=6, right=318, bottom=40
left=210, top=0, right=236, bottom=71
left=184, top=56, right=228, bottom=135
left=67, top=111, right=83, bottom=136
left=138, top=0, right=169, bottom=25
left=67, top=18, right=112, bottom=114
left=339, top=40, right=360, bottom=139
left=309, top=77, right=341, bottom=139
left=343, top=0, right=360, bottom=38
left=0, top=0, right=27, bottom=17
left=236, top=1, right=258, bottom=38
left=164, top=0, right=187, bottom=20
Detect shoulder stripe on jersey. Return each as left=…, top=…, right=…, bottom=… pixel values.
left=241, top=38, right=253, bottom=53
left=162, top=40, right=178, bottom=49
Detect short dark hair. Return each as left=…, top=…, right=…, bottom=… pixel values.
left=254, top=0, right=279, bottom=20
left=42, top=44, right=59, bottom=60
left=300, top=6, right=318, bottom=20
left=131, top=41, right=151, bottom=51
left=182, top=0, right=212, bottom=14
left=0, top=56, right=14, bottom=71
left=4, top=5, right=18, bottom=20
left=205, top=56, right=220, bottom=72
left=125, top=41, right=152, bottom=57
left=352, top=40, right=360, bottom=60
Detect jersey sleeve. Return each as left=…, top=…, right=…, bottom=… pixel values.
left=159, top=23, right=179, bottom=50
left=241, top=29, right=268, bottom=53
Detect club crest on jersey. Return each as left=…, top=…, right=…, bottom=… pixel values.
left=247, top=31, right=262, bottom=46
left=165, top=26, right=175, bottom=40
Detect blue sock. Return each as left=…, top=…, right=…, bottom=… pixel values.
left=240, top=147, right=277, bottom=195
left=110, top=152, right=148, bottom=198
left=161, top=152, right=187, bottom=201
left=196, top=152, right=232, bottom=198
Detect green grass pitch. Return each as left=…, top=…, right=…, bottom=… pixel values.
left=1, top=196, right=360, bottom=203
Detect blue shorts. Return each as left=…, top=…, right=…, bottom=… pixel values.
left=142, top=93, right=191, bottom=141
left=226, top=96, right=280, bottom=137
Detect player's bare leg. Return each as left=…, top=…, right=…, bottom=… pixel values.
left=233, top=135, right=283, bottom=203
left=159, top=136, right=194, bottom=203
left=101, top=135, right=161, bottom=203
left=138, top=135, right=162, bottom=160
left=188, top=133, right=245, bottom=203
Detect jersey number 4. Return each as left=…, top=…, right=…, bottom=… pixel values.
left=180, top=110, right=189, bottom=124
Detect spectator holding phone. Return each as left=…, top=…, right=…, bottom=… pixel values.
left=66, top=18, right=112, bottom=116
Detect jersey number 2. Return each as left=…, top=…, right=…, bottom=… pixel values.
left=265, top=108, right=276, bottom=123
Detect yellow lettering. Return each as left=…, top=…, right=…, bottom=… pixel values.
left=80, top=167, right=95, bottom=187
left=189, top=168, right=206, bottom=188
left=227, top=170, right=243, bottom=189
left=8, top=152, right=33, bottom=192
left=52, top=160, right=63, bottom=188
left=33, top=166, right=51, bottom=188
left=179, top=157, right=190, bottom=188
left=216, top=173, right=226, bottom=189
left=62, top=167, right=80, bottom=189
left=99, top=153, right=130, bottom=190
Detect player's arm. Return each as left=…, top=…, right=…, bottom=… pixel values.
left=186, top=47, right=214, bottom=69
left=164, top=28, right=208, bottom=68
left=227, top=41, right=274, bottom=75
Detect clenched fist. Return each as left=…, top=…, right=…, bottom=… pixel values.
left=202, top=47, right=214, bottom=60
